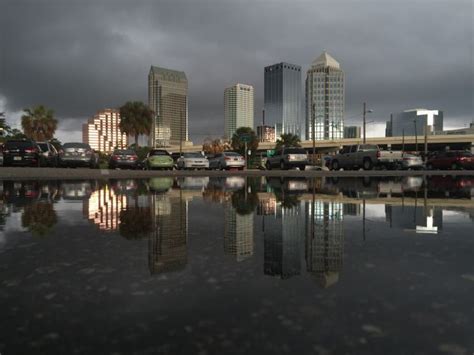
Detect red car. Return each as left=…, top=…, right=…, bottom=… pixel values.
left=426, top=150, right=474, bottom=170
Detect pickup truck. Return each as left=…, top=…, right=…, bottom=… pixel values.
left=330, top=144, right=403, bottom=170
left=265, top=147, right=308, bottom=170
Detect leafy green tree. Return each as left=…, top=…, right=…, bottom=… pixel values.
left=119, top=101, right=154, bottom=147
left=275, top=133, right=301, bottom=150
left=231, top=127, right=258, bottom=156
left=21, top=105, right=58, bottom=141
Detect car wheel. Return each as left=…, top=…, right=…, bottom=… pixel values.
left=218, top=163, right=223, bottom=171
left=331, top=160, right=340, bottom=171
left=265, top=161, right=271, bottom=170
left=363, top=158, right=373, bottom=171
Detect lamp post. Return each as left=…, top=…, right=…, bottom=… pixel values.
left=362, top=102, right=373, bottom=144
left=413, top=119, right=418, bottom=153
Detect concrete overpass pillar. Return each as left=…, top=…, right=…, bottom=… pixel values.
left=471, top=142, right=474, bottom=154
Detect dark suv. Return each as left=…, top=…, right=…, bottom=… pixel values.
left=2, top=139, right=42, bottom=167
left=426, top=151, right=474, bottom=170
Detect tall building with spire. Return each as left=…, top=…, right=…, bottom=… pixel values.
left=264, top=62, right=303, bottom=140
left=224, top=83, right=254, bottom=139
left=148, top=66, right=188, bottom=147
left=305, top=51, right=345, bottom=140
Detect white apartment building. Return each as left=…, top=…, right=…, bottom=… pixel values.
left=224, top=83, right=254, bottom=139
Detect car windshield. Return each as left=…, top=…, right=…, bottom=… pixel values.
left=150, top=150, right=169, bottom=156
left=113, top=150, right=135, bottom=155
left=224, top=152, right=240, bottom=156
left=5, top=141, right=35, bottom=149
left=63, top=143, right=90, bottom=149
left=286, top=148, right=306, bottom=154
left=37, top=143, right=49, bottom=151
left=184, top=153, right=203, bottom=158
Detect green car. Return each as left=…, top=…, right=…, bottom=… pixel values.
left=148, top=177, right=174, bottom=193
left=145, top=149, right=174, bottom=170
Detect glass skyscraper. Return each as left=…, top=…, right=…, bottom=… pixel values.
left=264, top=62, right=302, bottom=140
left=305, top=51, right=345, bottom=140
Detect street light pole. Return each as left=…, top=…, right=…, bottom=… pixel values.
left=363, top=102, right=366, bottom=144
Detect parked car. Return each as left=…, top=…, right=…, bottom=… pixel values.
left=108, top=149, right=139, bottom=169
left=145, top=149, right=174, bottom=170
left=37, top=141, right=59, bottom=167
left=331, top=144, right=403, bottom=170
left=170, top=152, right=181, bottom=169
left=399, top=153, right=424, bottom=170
left=59, top=143, right=99, bottom=168
left=426, top=150, right=474, bottom=170
left=2, top=139, right=42, bottom=167
left=0, top=144, right=4, bottom=166
left=265, top=147, right=308, bottom=170
left=209, top=151, right=245, bottom=170
left=177, top=152, right=209, bottom=170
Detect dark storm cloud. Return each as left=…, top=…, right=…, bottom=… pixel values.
left=0, top=0, right=472, bottom=141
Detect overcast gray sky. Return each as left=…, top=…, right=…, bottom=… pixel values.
left=0, top=0, right=472, bottom=142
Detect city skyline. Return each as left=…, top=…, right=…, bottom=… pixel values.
left=0, top=1, right=472, bottom=143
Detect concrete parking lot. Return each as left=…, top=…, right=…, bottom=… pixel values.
left=0, top=167, right=473, bottom=180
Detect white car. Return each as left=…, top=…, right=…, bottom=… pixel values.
left=177, top=152, right=209, bottom=170
left=209, top=151, right=245, bottom=170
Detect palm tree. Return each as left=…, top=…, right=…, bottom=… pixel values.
left=275, top=133, right=301, bottom=150
left=21, top=105, right=58, bottom=141
left=119, top=101, right=154, bottom=147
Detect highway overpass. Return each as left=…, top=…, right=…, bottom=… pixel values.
left=168, top=134, right=474, bottom=154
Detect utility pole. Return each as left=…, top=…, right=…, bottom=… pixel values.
left=402, top=128, right=405, bottom=153
left=312, top=103, right=316, bottom=164
left=363, top=102, right=367, bottom=144
left=179, top=110, right=183, bottom=156
left=424, top=119, right=428, bottom=162
left=414, top=119, right=418, bottom=153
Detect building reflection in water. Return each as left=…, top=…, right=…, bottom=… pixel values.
left=84, top=184, right=127, bottom=231
left=148, top=190, right=188, bottom=274
left=305, top=200, right=344, bottom=288
left=224, top=201, right=254, bottom=262
left=263, top=200, right=304, bottom=279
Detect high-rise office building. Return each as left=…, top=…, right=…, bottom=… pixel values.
left=344, top=126, right=361, bottom=139
left=224, top=83, right=254, bottom=139
left=148, top=66, right=188, bottom=147
left=305, top=51, right=345, bottom=140
left=264, top=62, right=302, bottom=139
left=385, top=109, right=443, bottom=137
left=82, top=108, right=128, bottom=153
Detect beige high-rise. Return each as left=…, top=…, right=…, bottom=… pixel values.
left=224, top=83, right=254, bottom=139
left=148, top=66, right=188, bottom=147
